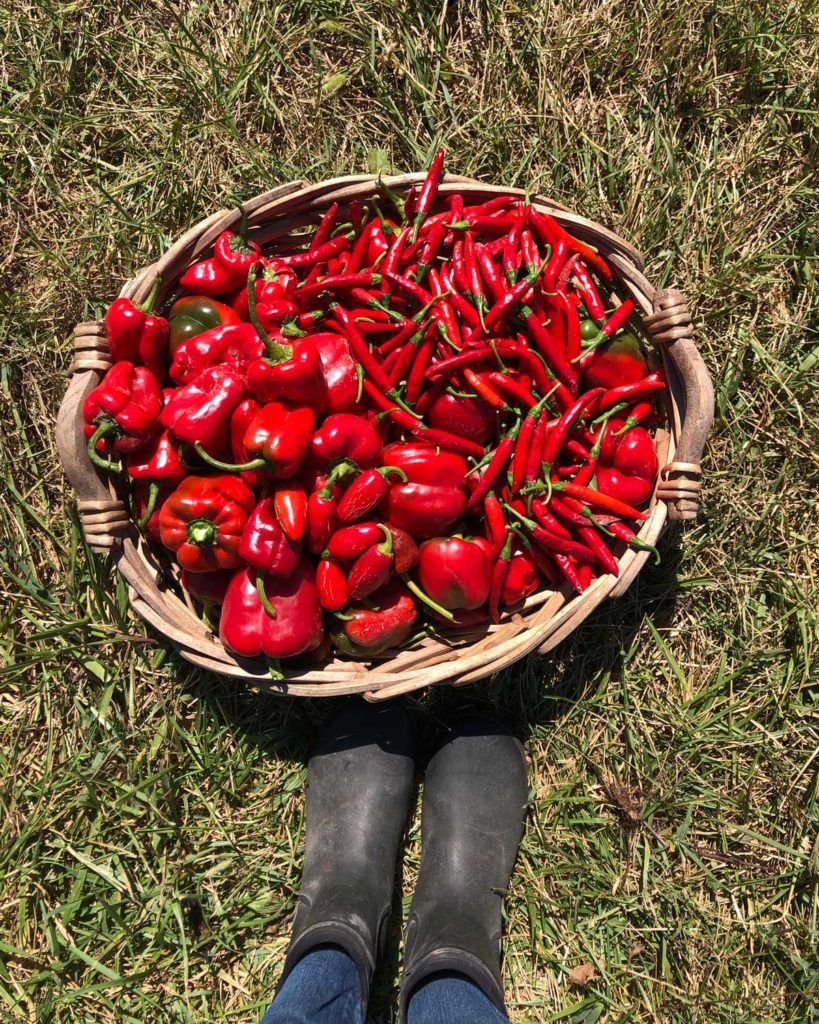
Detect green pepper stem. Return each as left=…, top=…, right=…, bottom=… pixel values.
left=246, top=262, right=292, bottom=362
left=86, top=420, right=122, bottom=472
left=376, top=522, right=394, bottom=556
left=379, top=465, right=408, bottom=483
left=137, top=275, right=162, bottom=314
left=194, top=442, right=265, bottom=472
left=136, top=481, right=159, bottom=529
left=268, top=659, right=284, bottom=680
left=256, top=573, right=278, bottom=619
left=400, top=575, right=455, bottom=621
left=186, top=518, right=217, bottom=546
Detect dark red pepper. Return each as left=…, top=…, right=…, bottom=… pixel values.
left=347, top=523, right=395, bottom=600
left=105, top=276, right=168, bottom=379
left=83, top=361, right=164, bottom=470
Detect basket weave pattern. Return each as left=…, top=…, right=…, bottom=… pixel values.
left=56, top=174, right=714, bottom=699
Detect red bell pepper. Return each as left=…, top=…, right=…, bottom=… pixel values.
left=309, top=332, right=365, bottom=415
left=382, top=443, right=469, bottom=489
left=380, top=482, right=467, bottom=539
left=160, top=365, right=247, bottom=457
left=229, top=398, right=264, bottom=488
left=213, top=207, right=262, bottom=279
left=232, top=258, right=298, bottom=318
left=127, top=429, right=187, bottom=527
left=237, top=401, right=315, bottom=478
left=159, top=475, right=255, bottom=572
left=239, top=497, right=303, bottom=583
left=334, top=580, right=417, bottom=656
left=347, top=524, right=395, bottom=600
left=105, top=277, right=168, bottom=380
left=425, top=391, right=496, bottom=445
left=310, top=413, right=383, bottom=470
left=325, top=521, right=385, bottom=562
left=179, top=258, right=245, bottom=297
left=180, top=567, right=235, bottom=605
left=219, top=559, right=324, bottom=660
left=168, top=323, right=263, bottom=385
left=417, top=536, right=493, bottom=611
left=83, top=361, right=163, bottom=470
left=500, top=542, right=541, bottom=605
left=580, top=331, right=649, bottom=391
left=596, top=426, right=658, bottom=507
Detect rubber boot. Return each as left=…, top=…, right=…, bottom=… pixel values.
left=278, top=700, right=416, bottom=1008
left=401, top=716, right=527, bottom=1019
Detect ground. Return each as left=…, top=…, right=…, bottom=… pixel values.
left=2, top=1, right=818, bottom=1021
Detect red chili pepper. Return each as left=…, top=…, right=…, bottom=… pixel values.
left=462, top=230, right=489, bottom=324
left=466, top=420, right=520, bottom=509
left=414, top=219, right=448, bottom=283
left=428, top=268, right=462, bottom=348
left=576, top=524, right=620, bottom=576
left=161, top=365, right=247, bottom=458
left=525, top=409, right=551, bottom=483
left=311, top=413, right=383, bottom=470
left=317, top=558, right=349, bottom=611
left=331, top=303, right=393, bottom=394
left=520, top=227, right=541, bottom=277
left=305, top=463, right=356, bottom=555
left=599, top=299, right=635, bottom=338
left=159, top=474, right=255, bottom=572
left=474, top=243, right=506, bottom=304
left=585, top=373, right=666, bottom=418
left=361, top=379, right=422, bottom=430
left=612, top=400, right=655, bottom=435
left=556, top=253, right=581, bottom=295
left=508, top=393, right=549, bottom=493
left=412, top=146, right=446, bottom=240
left=105, top=276, right=168, bottom=379
left=480, top=255, right=549, bottom=333
left=426, top=343, right=517, bottom=380
left=528, top=207, right=612, bottom=281
left=554, top=553, right=585, bottom=593
left=553, top=481, right=648, bottom=520
left=220, top=560, right=323, bottom=659
left=239, top=496, right=303, bottom=582
left=297, top=271, right=381, bottom=302
left=463, top=368, right=507, bottom=410
left=541, top=237, right=568, bottom=292
left=503, top=212, right=527, bottom=284
left=572, top=261, right=605, bottom=320
left=180, top=257, right=245, bottom=297
left=169, top=323, right=263, bottom=386
left=310, top=202, right=339, bottom=254
left=531, top=499, right=572, bottom=540
left=441, top=266, right=483, bottom=331
left=380, top=481, right=467, bottom=538
left=280, top=232, right=353, bottom=268
left=488, top=530, right=514, bottom=623
left=347, top=523, right=394, bottom=600
left=83, top=361, right=163, bottom=470
left=273, top=484, right=307, bottom=542
left=408, top=427, right=485, bottom=459
left=404, top=331, right=438, bottom=406
left=486, top=372, right=537, bottom=410
left=127, top=429, right=187, bottom=527
left=606, top=520, right=661, bottom=563
left=502, top=505, right=597, bottom=564
left=337, top=466, right=408, bottom=522
left=483, top=492, right=507, bottom=556
left=540, top=388, right=605, bottom=471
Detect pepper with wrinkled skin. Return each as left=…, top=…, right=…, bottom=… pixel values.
left=334, top=580, right=417, bottom=656
left=159, top=475, right=255, bottom=572
left=229, top=399, right=265, bottom=489
left=213, top=207, right=262, bottom=279
left=417, top=535, right=493, bottom=611
left=219, top=560, right=324, bottom=659
left=83, top=361, right=163, bottom=470
left=305, top=463, right=356, bottom=555
left=105, top=277, right=168, bottom=379
left=239, top=401, right=315, bottom=479
left=168, top=295, right=241, bottom=354
left=500, top=543, right=541, bottom=606
left=160, top=365, right=247, bottom=456
left=337, top=466, right=407, bottom=522
left=309, top=332, right=365, bottom=415
left=232, top=258, right=298, bottom=319
left=347, top=523, right=394, bottom=600
left=169, top=323, right=263, bottom=386
left=596, top=426, right=658, bottom=507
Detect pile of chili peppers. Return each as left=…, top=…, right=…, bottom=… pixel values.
left=85, top=150, right=666, bottom=674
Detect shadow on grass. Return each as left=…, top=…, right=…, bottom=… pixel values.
left=167, top=526, right=683, bottom=1018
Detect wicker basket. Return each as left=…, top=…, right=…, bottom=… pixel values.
left=56, top=173, right=714, bottom=699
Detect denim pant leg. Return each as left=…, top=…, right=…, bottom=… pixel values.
left=260, top=946, right=364, bottom=1024
left=407, top=971, right=510, bottom=1024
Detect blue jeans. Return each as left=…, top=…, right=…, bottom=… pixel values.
left=261, top=946, right=509, bottom=1024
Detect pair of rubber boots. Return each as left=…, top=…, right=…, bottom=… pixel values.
left=278, top=701, right=528, bottom=1020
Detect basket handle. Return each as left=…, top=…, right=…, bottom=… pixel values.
left=644, top=288, right=714, bottom=521
left=55, top=321, right=132, bottom=551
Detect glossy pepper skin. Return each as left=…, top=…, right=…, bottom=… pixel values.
left=159, top=474, right=255, bottom=572
left=347, top=524, right=394, bottom=600
left=500, top=543, right=541, bottom=606
left=310, top=332, right=365, bottom=415
left=238, top=497, right=303, bottom=578
left=380, top=482, right=467, bottom=539
left=274, top=485, right=307, bottom=542
left=580, top=332, right=648, bottom=390
left=82, top=361, right=163, bottom=469
left=105, top=277, right=168, bottom=380
left=160, top=365, right=247, bottom=456
left=310, top=414, right=383, bottom=470
left=597, top=426, right=658, bottom=507
left=335, top=580, right=417, bottom=656
left=243, top=401, right=315, bottom=479
left=381, top=443, right=469, bottom=489
left=230, top=398, right=264, bottom=489
left=219, top=559, right=324, bottom=660
left=180, top=568, right=234, bottom=605
left=169, top=323, right=263, bottom=386
left=232, top=258, right=298, bottom=319
left=417, top=536, right=493, bottom=610
left=337, top=466, right=407, bottom=522
left=168, top=295, right=240, bottom=354
left=317, top=558, right=349, bottom=611
left=213, top=208, right=262, bottom=278
left=426, top=391, right=496, bottom=445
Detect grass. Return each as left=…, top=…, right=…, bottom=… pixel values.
left=1, top=0, right=818, bottom=1020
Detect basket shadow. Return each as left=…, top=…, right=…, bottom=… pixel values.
left=161, top=526, right=682, bottom=1021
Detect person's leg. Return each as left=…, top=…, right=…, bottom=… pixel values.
left=407, top=971, right=510, bottom=1024
left=261, top=699, right=415, bottom=1023
left=401, top=715, right=526, bottom=1022
left=261, top=946, right=363, bottom=1024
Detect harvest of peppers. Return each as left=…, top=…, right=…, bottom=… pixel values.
left=85, top=150, right=666, bottom=673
